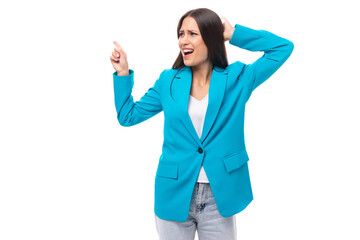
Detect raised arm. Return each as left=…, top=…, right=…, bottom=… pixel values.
left=113, top=70, right=164, bottom=127
left=110, top=41, right=164, bottom=127
left=228, top=23, right=294, bottom=98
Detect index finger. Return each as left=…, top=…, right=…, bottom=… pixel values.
left=113, top=41, right=122, bottom=49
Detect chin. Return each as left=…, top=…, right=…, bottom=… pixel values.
left=183, top=59, right=195, bottom=66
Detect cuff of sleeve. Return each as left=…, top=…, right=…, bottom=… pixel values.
left=229, top=24, right=254, bottom=47
left=113, top=69, right=134, bottom=80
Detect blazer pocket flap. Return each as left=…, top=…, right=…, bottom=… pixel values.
left=156, top=162, right=178, bottom=179
left=223, top=149, right=249, bottom=173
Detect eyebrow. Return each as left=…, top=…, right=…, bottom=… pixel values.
left=179, top=30, right=197, bottom=32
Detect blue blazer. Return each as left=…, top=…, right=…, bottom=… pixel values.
left=113, top=24, right=294, bottom=222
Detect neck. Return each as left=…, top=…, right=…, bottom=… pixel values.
left=191, top=62, right=213, bottom=86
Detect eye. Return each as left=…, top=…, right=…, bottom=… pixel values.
left=179, top=32, right=197, bottom=36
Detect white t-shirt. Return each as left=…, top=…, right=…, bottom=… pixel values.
left=188, top=93, right=209, bottom=183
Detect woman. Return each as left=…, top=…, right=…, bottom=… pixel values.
left=110, top=8, right=293, bottom=240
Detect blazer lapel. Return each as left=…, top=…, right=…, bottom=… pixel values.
left=174, top=65, right=229, bottom=145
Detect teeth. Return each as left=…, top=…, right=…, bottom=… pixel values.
left=184, top=49, right=194, bottom=53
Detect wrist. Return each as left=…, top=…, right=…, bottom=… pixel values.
left=117, top=70, right=130, bottom=76
left=226, top=27, right=235, bottom=41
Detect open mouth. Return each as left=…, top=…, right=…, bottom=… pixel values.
left=183, top=49, right=194, bottom=57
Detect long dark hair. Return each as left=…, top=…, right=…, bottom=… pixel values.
left=170, top=8, right=229, bottom=99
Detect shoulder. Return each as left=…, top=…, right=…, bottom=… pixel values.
left=225, top=61, right=247, bottom=76
left=158, top=68, right=183, bottom=82
left=162, top=68, right=179, bottom=75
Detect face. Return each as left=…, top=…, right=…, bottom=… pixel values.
left=178, top=16, right=209, bottom=67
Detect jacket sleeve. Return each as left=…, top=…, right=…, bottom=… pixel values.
left=229, top=24, right=294, bottom=99
left=113, top=69, right=164, bottom=127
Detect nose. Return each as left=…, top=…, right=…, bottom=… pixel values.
left=179, top=34, right=190, bottom=46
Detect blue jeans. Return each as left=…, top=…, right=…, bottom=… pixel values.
left=155, top=182, right=237, bottom=240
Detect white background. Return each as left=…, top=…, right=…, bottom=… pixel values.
left=1, top=0, right=359, bottom=239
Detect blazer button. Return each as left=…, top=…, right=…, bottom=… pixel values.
left=198, top=147, right=203, bottom=154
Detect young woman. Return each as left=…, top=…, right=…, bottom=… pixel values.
left=110, top=8, right=293, bottom=240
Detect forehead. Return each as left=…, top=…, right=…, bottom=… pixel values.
left=179, top=17, right=199, bottom=31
